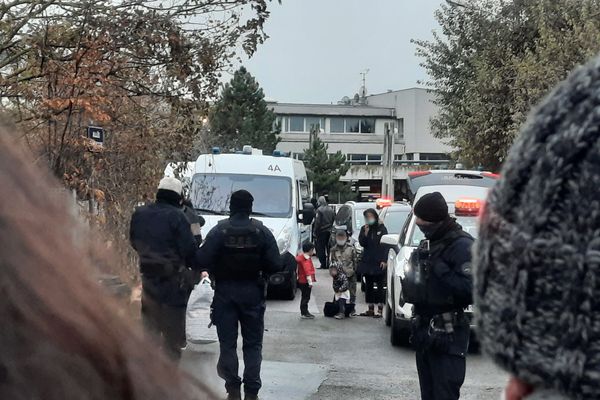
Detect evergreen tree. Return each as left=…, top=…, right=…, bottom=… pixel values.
left=209, top=66, right=280, bottom=153
left=303, top=130, right=351, bottom=199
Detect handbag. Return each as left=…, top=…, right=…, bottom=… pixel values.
left=185, top=278, right=218, bottom=344
left=323, top=297, right=356, bottom=318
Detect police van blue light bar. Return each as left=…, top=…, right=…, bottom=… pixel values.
left=211, top=147, right=221, bottom=154
left=273, top=150, right=288, bottom=157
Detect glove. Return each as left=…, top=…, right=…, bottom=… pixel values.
left=307, top=276, right=313, bottom=287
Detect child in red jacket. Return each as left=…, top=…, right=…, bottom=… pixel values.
left=296, top=242, right=317, bottom=319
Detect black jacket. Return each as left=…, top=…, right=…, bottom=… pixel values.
left=129, top=200, right=199, bottom=306
left=314, top=205, right=334, bottom=234
left=357, top=222, right=389, bottom=276
left=195, top=213, right=282, bottom=282
left=412, top=224, right=474, bottom=357
left=413, top=231, right=474, bottom=318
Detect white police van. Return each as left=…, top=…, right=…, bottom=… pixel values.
left=184, top=146, right=315, bottom=300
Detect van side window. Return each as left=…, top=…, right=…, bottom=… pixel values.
left=299, top=181, right=310, bottom=204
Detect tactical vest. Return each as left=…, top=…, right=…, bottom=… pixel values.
left=215, top=218, right=264, bottom=281
left=401, top=230, right=473, bottom=307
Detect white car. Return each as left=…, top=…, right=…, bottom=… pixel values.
left=382, top=170, right=498, bottom=346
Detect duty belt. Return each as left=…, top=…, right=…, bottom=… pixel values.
left=429, top=310, right=466, bottom=335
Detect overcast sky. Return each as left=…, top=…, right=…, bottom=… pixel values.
left=243, top=0, right=444, bottom=104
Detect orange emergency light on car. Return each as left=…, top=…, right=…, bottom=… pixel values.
left=376, top=197, right=393, bottom=209
left=455, top=198, right=482, bottom=216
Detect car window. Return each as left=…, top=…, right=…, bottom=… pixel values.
left=400, top=211, right=413, bottom=245
left=383, top=210, right=411, bottom=235
left=354, top=210, right=366, bottom=230
left=408, top=215, right=479, bottom=247
left=335, top=205, right=352, bottom=227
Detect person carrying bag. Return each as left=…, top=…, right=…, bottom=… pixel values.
left=186, top=277, right=218, bottom=344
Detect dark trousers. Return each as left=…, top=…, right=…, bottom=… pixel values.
left=212, top=281, right=266, bottom=396
left=416, top=348, right=466, bottom=400
left=141, top=289, right=186, bottom=360
left=348, top=274, right=357, bottom=303
left=316, top=231, right=330, bottom=269
left=364, top=274, right=386, bottom=304
left=338, top=298, right=347, bottom=315
left=299, top=283, right=312, bottom=315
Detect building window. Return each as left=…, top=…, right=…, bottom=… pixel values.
left=329, top=117, right=378, bottom=134
left=367, top=154, right=382, bottom=165
left=420, top=153, right=450, bottom=161
left=397, top=118, right=404, bottom=139
left=348, top=154, right=366, bottom=162
left=345, top=118, right=360, bottom=133
left=330, top=117, right=345, bottom=133
left=347, top=154, right=382, bottom=165
left=273, top=117, right=282, bottom=132
left=289, top=116, right=304, bottom=132
left=361, top=118, right=375, bottom=133
left=305, top=117, right=324, bottom=133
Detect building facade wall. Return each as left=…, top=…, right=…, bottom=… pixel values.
left=367, top=88, right=451, bottom=157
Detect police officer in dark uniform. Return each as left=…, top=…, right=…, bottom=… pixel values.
left=182, top=198, right=205, bottom=246
left=196, top=190, right=281, bottom=400
left=129, top=177, right=199, bottom=360
left=404, top=192, right=474, bottom=400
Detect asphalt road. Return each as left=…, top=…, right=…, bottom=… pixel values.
left=182, top=268, right=507, bottom=399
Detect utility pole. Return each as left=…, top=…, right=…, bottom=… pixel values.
left=381, top=122, right=395, bottom=199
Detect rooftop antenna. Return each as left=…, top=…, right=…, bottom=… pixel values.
left=359, top=68, right=369, bottom=104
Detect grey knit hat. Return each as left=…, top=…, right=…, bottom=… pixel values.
left=474, top=55, right=600, bottom=399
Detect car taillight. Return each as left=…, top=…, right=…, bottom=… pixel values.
left=455, top=198, right=482, bottom=216
left=408, top=171, right=432, bottom=178
left=482, top=172, right=500, bottom=179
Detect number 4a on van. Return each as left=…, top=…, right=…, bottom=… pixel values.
left=268, top=164, right=282, bottom=172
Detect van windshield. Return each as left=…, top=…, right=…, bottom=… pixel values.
left=190, top=173, right=293, bottom=218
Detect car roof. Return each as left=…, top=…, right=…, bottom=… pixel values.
left=384, top=203, right=411, bottom=210
left=414, top=185, right=490, bottom=204
left=344, top=201, right=376, bottom=210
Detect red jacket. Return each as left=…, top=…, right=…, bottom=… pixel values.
left=296, top=254, right=316, bottom=284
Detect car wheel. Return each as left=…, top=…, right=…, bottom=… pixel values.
left=385, top=302, right=392, bottom=327
left=391, top=311, right=409, bottom=347
left=284, top=272, right=297, bottom=301
left=384, top=285, right=392, bottom=327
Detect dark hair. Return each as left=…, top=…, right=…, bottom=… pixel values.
left=0, top=129, right=217, bottom=400
left=363, top=208, right=378, bottom=219
left=302, top=242, right=315, bottom=253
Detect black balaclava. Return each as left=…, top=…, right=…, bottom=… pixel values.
left=230, top=190, right=254, bottom=215
left=156, top=188, right=182, bottom=207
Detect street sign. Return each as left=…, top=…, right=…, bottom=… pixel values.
left=87, top=126, right=104, bottom=145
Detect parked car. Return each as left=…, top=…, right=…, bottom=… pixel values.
left=378, top=203, right=411, bottom=235
left=383, top=170, right=498, bottom=346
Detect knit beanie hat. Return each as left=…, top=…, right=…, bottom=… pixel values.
left=157, top=177, right=183, bottom=195
left=474, top=55, right=600, bottom=399
left=230, top=190, right=254, bottom=214
left=413, top=192, right=449, bottom=223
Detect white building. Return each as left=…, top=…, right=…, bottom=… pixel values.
left=271, top=88, right=451, bottom=200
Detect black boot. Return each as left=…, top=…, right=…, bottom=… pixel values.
left=227, top=391, right=242, bottom=400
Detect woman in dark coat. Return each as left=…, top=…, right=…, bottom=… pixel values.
left=357, top=208, right=388, bottom=317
